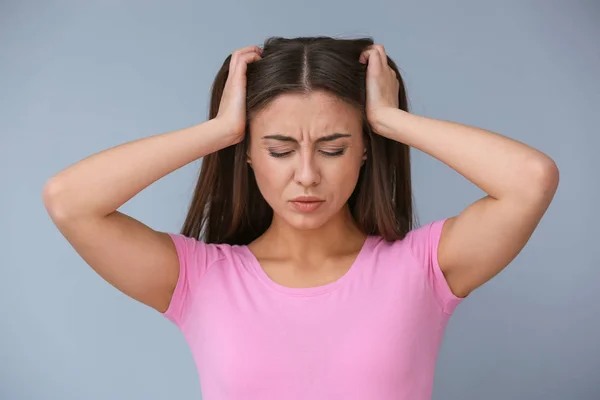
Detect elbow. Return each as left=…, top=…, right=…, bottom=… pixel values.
left=526, top=155, right=560, bottom=203
left=42, top=178, right=71, bottom=222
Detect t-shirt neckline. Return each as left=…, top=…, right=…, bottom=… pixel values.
left=240, top=236, right=375, bottom=297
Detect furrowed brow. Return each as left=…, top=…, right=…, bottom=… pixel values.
left=261, top=133, right=351, bottom=143
left=315, top=133, right=351, bottom=143
left=262, top=134, right=297, bottom=142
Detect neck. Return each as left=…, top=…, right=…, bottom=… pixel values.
left=260, top=205, right=367, bottom=261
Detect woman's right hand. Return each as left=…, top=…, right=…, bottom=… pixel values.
left=215, top=45, right=263, bottom=145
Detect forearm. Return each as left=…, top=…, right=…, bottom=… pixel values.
left=373, top=108, right=558, bottom=202
left=43, top=118, right=232, bottom=220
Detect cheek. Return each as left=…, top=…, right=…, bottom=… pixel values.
left=327, top=155, right=363, bottom=187
left=251, top=157, right=290, bottom=199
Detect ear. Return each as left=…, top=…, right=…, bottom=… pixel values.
left=362, top=147, right=367, bottom=163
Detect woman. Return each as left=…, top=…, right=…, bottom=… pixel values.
left=43, top=36, right=559, bottom=399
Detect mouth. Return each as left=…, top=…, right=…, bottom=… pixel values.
left=289, top=197, right=325, bottom=213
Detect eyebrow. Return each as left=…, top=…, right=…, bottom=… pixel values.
left=261, top=133, right=352, bottom=143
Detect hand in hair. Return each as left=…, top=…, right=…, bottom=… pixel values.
left=359, top=44, right=401, bottom=135
left=215, top=45, right=263, bottom=145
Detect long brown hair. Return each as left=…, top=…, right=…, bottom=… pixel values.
left=181, top=36, right=416, bottom=244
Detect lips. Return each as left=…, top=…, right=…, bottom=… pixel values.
left=290, top=197, right=324, bottom=213
left=291, top=196, right=324, bottom=202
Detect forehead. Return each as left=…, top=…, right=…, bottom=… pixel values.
left=249, top=91, right=362, bottom=140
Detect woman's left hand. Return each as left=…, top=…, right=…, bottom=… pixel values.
left=359, top=44, right=400, bottom=134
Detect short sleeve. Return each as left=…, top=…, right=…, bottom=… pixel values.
left=163, top=233, right=222, bottom=327
left=405, top=218, right=464, bottom=314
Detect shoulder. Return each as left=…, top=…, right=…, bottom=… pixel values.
left=402, top=218, right=448, bottom=259
left=369, top=218, right=463, bottom=313
left=166, top=233, right=252, bottom=276
left=370, top=218, right=449, bottom=260
left=162, top=234, right=252, bottom=326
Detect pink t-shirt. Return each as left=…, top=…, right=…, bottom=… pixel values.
left=163, top=218, right=464, bottom=400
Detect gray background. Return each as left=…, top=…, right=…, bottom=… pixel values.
left=1, top=1, right=598, bottom=399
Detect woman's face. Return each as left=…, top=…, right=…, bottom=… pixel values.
left=248, top=90, right=366, bottom=230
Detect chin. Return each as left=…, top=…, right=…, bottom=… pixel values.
left=282, top=212, right=331, bottom=231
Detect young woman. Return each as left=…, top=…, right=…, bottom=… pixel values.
left=43, top=36, right=559, bottom=399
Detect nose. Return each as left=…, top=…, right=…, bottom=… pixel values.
left=294, top=149, right=321, bottom=187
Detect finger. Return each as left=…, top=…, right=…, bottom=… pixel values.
left=365, top=48, right=382, bottom=70
left=359, top=49, right=367, bottom=64
left=232, top=45, right=263, bottom=66
left=389, top=66, right=399, bottom=82
left=359, top=48, right=376, bottom=64
left=232, top=51, right=262, bottom=79
left=230, top=45, right=263, bottom=73
left=233, top=45, right=263, bottom=56
left=373, top=45, right=397, bottom=81
left=360, top=45, right=387, bottom=69
left=372, top=44, right=388, bottom=68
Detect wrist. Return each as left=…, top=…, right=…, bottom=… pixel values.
left=204, top=118, right=242, bottom=149
left=369, top=107, right=405, bottom=138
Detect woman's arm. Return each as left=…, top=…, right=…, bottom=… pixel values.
left=43, top=119, right=232, bottom=220
left=42, top=119, right=235, bottom=313
left=360, top=44, right=559, bottom=298
left=374, top=108, right=559, bottom=298
left=43, top=45, right=261, bottom=313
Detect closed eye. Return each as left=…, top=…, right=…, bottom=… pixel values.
left=268, top=150, right=293, bottom=158
left=268, top=148, right=347, bottom=158
left=319, top=149, right=345, bottom=157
